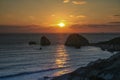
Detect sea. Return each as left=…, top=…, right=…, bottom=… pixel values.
left=0, top=33, right=120, bottom=80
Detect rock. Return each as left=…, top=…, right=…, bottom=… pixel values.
left=43, top=76, right=50, bottom=80
left=93, top=36, right=120, bottom=52
left=39, top=47, right=42, bottom=50
left=40, top=36, right=51, bottom=46
left=52, top=53, right=120, bottom=80
left=65, top=34, right=89, bottom=48
left=28, top=41, right=37, bottom=45
left=89, top=76, right=105, bottom=80
left=96, top=37, right=120, bottom=45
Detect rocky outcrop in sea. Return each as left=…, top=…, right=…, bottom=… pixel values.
left=65, top=34, right=89, bottom=48
left=40, top=36, right=51, bottom=46
left=52, top=52, right=120, bottom=80
left=92, top=37, right=120, bottom=52
left=28, top=41, right=37, bottom=45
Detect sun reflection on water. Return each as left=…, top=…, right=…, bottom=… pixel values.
left=53, top=69, right=70, bottom=76
left=55, top=45, right=69, bottom=68
left=53, top=45, right=70, bottom=76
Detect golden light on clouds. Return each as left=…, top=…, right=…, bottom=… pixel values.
left=69, top=15, right=74, bottom=18
left=63, top=0, right=69, bottom=3
left=69, top=15, right=86, bottom=18
left=63, top=0, right=87, bottom=5
left=77, top=15, right=86, bottom=18
left=72, top=1, right=87, bottom=5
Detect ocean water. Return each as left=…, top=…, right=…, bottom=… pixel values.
left=0, top=33, right=119, bottom=80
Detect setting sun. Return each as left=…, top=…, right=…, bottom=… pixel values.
left=58, top=22, right=65, bottom=28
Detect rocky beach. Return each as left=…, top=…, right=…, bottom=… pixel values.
left=52, top=52, right=120, bottom=80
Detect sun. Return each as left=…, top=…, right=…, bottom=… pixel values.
left=58, top=22, right=65, bottom=28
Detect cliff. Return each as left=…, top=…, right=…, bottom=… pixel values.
left=92, top=37, right=120, bottom=52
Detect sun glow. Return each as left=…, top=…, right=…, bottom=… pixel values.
left=58, top=22, right=66, bottom=28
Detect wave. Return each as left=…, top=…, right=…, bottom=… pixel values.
left=0, top=63, right=33, bottom=70
left=0, top=67, right=68, bottom=79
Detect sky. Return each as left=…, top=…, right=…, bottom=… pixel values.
left=0, top=0, right=120, bottom=33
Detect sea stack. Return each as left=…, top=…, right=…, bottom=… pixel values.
left=40, top=36, right=51, bottom=46
left=65, top=33, right=89, bottom=48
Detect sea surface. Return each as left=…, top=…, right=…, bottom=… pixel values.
left=0, top=33, right=119, bottom=80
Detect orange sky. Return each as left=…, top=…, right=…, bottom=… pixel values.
left=0, top=0, right=120, bottom=33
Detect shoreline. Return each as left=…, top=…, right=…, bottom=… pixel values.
left=50, top=51, right=120, bottom=80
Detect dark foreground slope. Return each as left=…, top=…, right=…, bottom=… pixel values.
left=52, top=53, right=120, bottom=80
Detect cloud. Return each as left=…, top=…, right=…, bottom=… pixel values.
left=0, top=23, right=119, bottom=33
left=29, top=16, right=35, bottom=20
left=51, top=14, right=56, bottom=17
left=77, top=15, right=86, bottom=18
left=113, top=15, right=120, bottom=17
left=63, top=0, right=70, bottom=3
left=69, top=23, right=120, bottom=29
left=69, top=15, right=86, bottom=19
left=63, top=0, right=87, bottom=5
left=72, top=0, right=87, bottom=5
left=109, top=21, right=120, bottom=24
left=109, top=14, right=120, bottom=19
left=0, top=25, right=56, bottom=33
left=69, top=15, right=74, bottom=18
